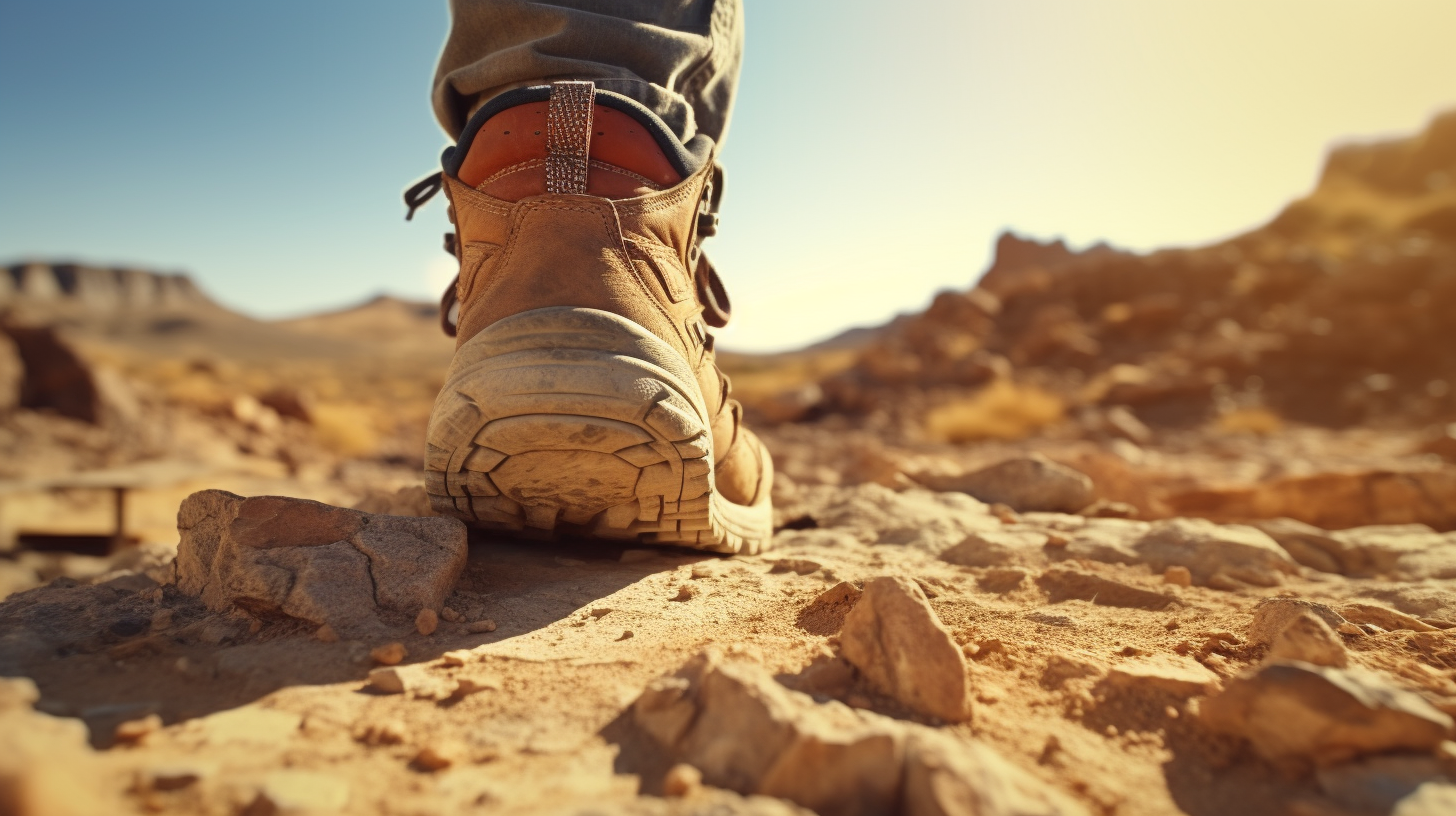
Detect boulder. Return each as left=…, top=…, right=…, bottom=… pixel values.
left=632, top=649, right=1086, bottom=816
left=926, top=456, right=1094, bottom=513
left=1200, top=661, right=1453, bottom=766
left=840, top=577, right=972, bottom=722
left=174, top=490, right=468, bottom=637
left=1132, top=519, right=1298, bottom=587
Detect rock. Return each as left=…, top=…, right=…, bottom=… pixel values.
left=1132, top=518, right=1298, bottom=588
left=259, top=387, right=315, bottom=423
left=1166, top=470, right=1456, bottom=535
left=632, top=649, right=1084, bottom=816
left=413, top=743, right=461, bottom=771
left=673, top=584, right=697, bottom=602
left=940, top=530, right=1049, bottom=568
left=370, top=643, right=407, bottom=666
left=1268, top=613, right=1348, bottom=668
left=635, top=649, right=905, bottom=816
left=1315, top=755, right=1454, bottom=815
left=349, top=486, right=434, bottom=518
left=174, top=490, right=467, bottom=638
left=1104, top=656, right=1220, bottom=697
left=839, top=577, right=971, bottom=722
left=1163, top=566, right=1192, bottom=587
left=1035, top=566, right=1177, bottom=610
left=2, top=324, right=128, bottom=424
left=663, top=763, right=704, bottom=797
left=1252, top=518, right=1345, bottom=574
left=793, top=484, right=999, bottom=552
left=113, top=713, right=162, bottom=743
left=416, top=608, right=439, bottom=636
left=0, top=678, right=109, bottom=816
left=1248, top=598, right=1348, bottom=646
left=796, top=582, right=862, bottom=636
left=903, top=729, right=1089, bottom=816
left=466, top=619, right=497, bottom=634
left=366, top=667, right=411, bottom=695
left=441, top=650, right=471, bottom=667
left=1340, top=602, right=1441, bottom=633
left=1200, top=661, right=1454, bottom=766
left=249, top=770, right=349, bottom=815
left=927, top=456, right=1095, bottom=514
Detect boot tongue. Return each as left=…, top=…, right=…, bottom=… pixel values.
left=456, top=81, right=683, bottom=199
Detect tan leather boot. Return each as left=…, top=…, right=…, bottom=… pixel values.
left=406, top=81, right=773, bottom=554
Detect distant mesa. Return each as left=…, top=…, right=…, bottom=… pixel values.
left=1, top=262, right=216, bottom=315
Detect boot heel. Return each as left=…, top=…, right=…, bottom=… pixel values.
left=423, top=307, right=769, bottom=553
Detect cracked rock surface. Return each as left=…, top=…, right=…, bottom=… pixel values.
left=175, top=490, right=467, bottom=637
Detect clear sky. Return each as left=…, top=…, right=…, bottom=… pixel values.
left=3, top=1, right=1455, bottom=352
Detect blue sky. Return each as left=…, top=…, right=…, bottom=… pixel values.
left=4, top=1, right=1456, bottom=351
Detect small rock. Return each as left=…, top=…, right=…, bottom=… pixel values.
left=354, top=719, right=407, bottom=746
left=1339, top=602, right=1439, bottom=633
left=367, top=666, right=441, bottom=697
left=367, top=667, right=410, bottom=695
left=934, top=455, right=1095, bottom=513
left=940, top=529, right=1049, bottom=568
left=662, top=763, right=703, bottom=797
left=1163, top=566, right=1192, bottom=587
left=990, top=503, right=1020, bottom=524
left=314, top=624, right=339, bottom=643
left=370, top=642, right=407, bottom=666
left=415, top=608, right=439, bottom=636
left=140, top=763, right=209, bottom=791
left=149, top=608, right=175, bottom=632
left=440, top=607, right=462, bottom=623
left=1200, top=661, right=1454, bottom=766
left=1248, top=598, right=1347, bottom=646
left=413, top=743, right=460, bottom=771
left=1134, top=518, right=1299, bottom=588
left=1104, top=655, right=1220, bottom=697
left=840, top=576, right=972, bottom=722
left=1316, top=754, right=1452, bottom=815
left=250, top=770, right=349, bottom=815
left=977, top=567, right=1028, bottom=593
left=589, top=608, right=614, bottom=619
left=453, top=676, right=498, bottom=697
left=769, top=558, right=823, bottom=575
left=618, top=630, right=635, bottom=640
left=673, top=584, right=698, bottom=602
left=113, top=714, right=162, bottom=743
left=466, top=619, right=497, bottom=634
left=440, top=650, right=472, bottom=667
left=796, top=581, right=863, bottom=636
left=1268, top=612, right=1348, bottom=668
left=1036, top=566, right=1177, bottom=610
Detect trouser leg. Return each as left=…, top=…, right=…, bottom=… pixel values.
left=433, top=0, right=743, bottom=146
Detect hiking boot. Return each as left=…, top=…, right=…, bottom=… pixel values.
left=406, top=81, right=773, bottom=554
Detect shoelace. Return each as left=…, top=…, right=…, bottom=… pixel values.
left=402, top=172, right=443, bottom=221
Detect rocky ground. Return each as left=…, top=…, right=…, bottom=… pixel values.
left=3, top=114, right=1456, bottom=815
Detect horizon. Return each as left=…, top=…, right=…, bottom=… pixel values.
left=4, top=1, right=1456, bottom=352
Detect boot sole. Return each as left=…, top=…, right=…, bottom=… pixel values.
left=423, top=307, right=773, bottom=554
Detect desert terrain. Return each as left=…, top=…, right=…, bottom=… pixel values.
left=1, top=112, right=1455, bottom=816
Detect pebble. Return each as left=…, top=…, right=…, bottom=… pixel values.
left=673, top=584, right=698, bottom=602
left=618, top=630, right=635, bottom=640
left=114, top=714, right=162, bottom=743
left=590, top=608, right=614, bottom=618
left=413, top=743, right=459, bottom=771
left=440, top=650, right=472, bottom=667
left=466, top=619, right=497, bottom=634
left=662, top=763, right=703, bottom=797
left=314, top=624, right=339, bottom=643
left=149, top=608, right=175, bottom=632
left=369, top=642, right=407, bottom=666
left=1163, top=566, right=1192, bottom=587
left=440, top=606, right=462, bottom=623
left=453, top=676, right=498, bottom=697
left=354, top=718, right=407, bottom=745
left=367, top=667, right=410, bottom=695
left=416, top=609, right=439, bottom=636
